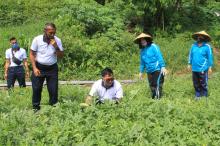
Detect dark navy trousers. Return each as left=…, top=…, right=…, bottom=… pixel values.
left=147, top=70, right=164, bottom=98
left=31, top=62, right=58, bottom=110
left=192, top=71, right=208, bottom=97
left=7, top=66, right=26, bottom=89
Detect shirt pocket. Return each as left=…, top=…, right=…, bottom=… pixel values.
left=46, top=45, right=56, bottom=56
left=38, top=43, right=48, bottom=55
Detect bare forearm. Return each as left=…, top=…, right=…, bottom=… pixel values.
left=30, top=51, right=37, bottom=69
left=85, top=95, right=93, bottom=105
left=23, top=60, right=29, bottom=72
left=4, top=62, right=9, bottom=74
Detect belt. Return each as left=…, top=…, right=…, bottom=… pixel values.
left=36, top=62, right=57, bottom=71
left=9, top=65, right=23, bottom=68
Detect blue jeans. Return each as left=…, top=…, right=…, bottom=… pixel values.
left=192, top=71, right=208, bottom=97
left=7, top=66, right=26, bottom=89
left=31, top=62, right=58, bottom=110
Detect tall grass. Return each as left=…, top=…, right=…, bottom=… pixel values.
left=0, top=72, right=220, bottom=145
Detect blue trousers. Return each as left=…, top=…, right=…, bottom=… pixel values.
left=192, top=71, right=208, bottom=97
left=31, top=62, right=58, bottom=110
left=7, top=66, right=26, bottom=89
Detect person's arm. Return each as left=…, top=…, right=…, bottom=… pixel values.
left=30, top=50, right=41, bottom=76
left=81, top=82, right=98, bottom=107
left=206, top=44, right=213, bottom=74
left=188, top=46, right=193, bottom=71
left=114, top=85, right=123, bottom=103
left=140, top=53, right=145, bottom=73
left=23, top=59, right=30, bottom=78
left=153, top=45, right=167, bottom=75
left=153, top=45, right=165, bottom=68
left=22, top=50, right=29, bottom=78
left=85, top=95, right=93, bottom=105
left=139, top=51, right=145, bottom=80
left=30, top=37, right=41, bottom=76
left=4, top=59, right=10, bottom=80
left=50, top=39, right=64, bottom=58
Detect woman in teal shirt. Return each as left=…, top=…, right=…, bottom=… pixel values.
left=188, top=31, right=213, bottom=99
left=134, top=33, right=167, bottom=99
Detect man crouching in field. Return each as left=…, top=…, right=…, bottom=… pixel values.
left=81, top=68, right=123, bottom=107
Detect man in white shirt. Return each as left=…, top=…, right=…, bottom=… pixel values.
left=30, top=23, right=64, bottom=111
left=4, top=37, right=29, bottom=89
left=81, top=68, right=123, bottom=106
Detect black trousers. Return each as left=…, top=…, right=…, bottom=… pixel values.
left=147, top=70, right=164, bottom=98
left=31, top=62, right=58, bottom=109
left=7, top=66, right=26, bottom=89
left=192, top=71, right=208, bottom=97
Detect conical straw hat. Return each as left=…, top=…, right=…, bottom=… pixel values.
left=192, top=31, right=211, bottom=42
left=134, top=33, right=153, bottom=44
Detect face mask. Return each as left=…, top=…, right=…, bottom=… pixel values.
left=11, top=43, right=20, bottom=51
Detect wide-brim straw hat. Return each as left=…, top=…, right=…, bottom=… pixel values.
left=192, top=31, right=211, bottom=42
left=134, top=33, right=153, bottom=44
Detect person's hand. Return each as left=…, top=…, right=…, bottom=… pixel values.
left=4, top=73, right=7, bottom=80
left=161, top=67, right=168, bottom=76
left=139, top=73, right=144, bottom=80
left=33, top=68, right=41, bottom=76
left=80, top=103, right=89, bottom=108
left=208, top=67, right=212, bottom=75
left=187, top=65, right=191, bottom=71
left=50, top=39, right=59, bottom=49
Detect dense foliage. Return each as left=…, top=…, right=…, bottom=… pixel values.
left=0, top=73, right=220, bottom=145
left=0, top=0, right=220, bottom=80
left=1, top=1, right=220, bottom=145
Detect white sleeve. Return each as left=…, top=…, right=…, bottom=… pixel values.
left=57, top=39, right=63, bottom=51
left=89, top=83, right=98, bottom=97
left=115, top=85, right=123, bottom=99
left=31, top=37, right=38, bottom=51
left=22, top=49, right=27, bottom=59
left=57, top=41, right=63, bottom=51
left=5, top=50, right=10, bottom=59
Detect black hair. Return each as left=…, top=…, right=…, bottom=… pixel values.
left=44, top=22, right=56, bottom=30
left=101, top=67, right=113, bottom=77
left=9, top=37, right=16, bottom=42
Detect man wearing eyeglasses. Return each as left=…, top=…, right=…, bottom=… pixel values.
left=30, top=23, right=64, bottom=111
left=4, top=37, right=29, bottom=89
left=81, top=68, right=123, bottom=107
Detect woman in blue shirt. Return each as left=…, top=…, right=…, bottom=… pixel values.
left=188, top=31, right=213, bottom=99
left=134, top=33, right=167, bottom=99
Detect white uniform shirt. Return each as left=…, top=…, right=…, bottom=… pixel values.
left=5, top=48, right=27, bottom=67
left=89, top=79, right=123, bottom=100
left=31, top=35, right=64, bottom=65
